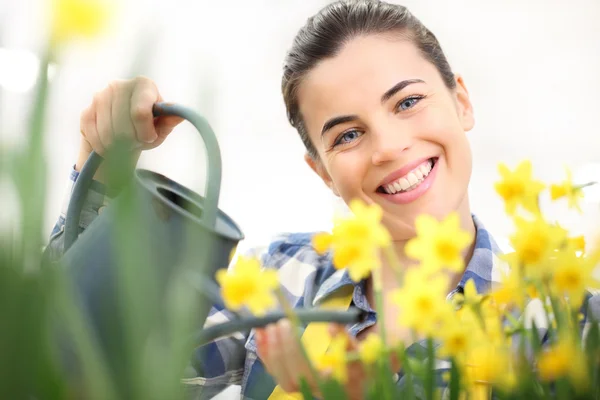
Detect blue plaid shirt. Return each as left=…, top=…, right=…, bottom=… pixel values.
left=46, top=168, right=600, bottom=400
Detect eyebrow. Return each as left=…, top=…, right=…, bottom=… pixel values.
left=380, top=78, right=425, bottom=103
left=320, top=78, right=426, bottom=136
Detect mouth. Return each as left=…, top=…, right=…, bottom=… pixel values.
left=375, top=157, right=439, bottom=204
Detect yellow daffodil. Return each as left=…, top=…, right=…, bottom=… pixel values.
left=313, top=199, right=391, bottom=282
left=537, top=343, right=569, bottom=381
left=454, top=282, right=507, bottom=347
left=465, top=344, right=511, bottom=385
left=549, top=249, right=599, bottom=308
left=405, top=213, right=472, bottom=274
left=358, top=333, right=383, bottom=365
left=568, top=235, right=586, bottom=253
left=453, top=297, right=505, bottom=349
left=51, top=0, right=114, bottom=46
left=490, top=269, right=528, bottom=309
left=316, top=333, right=349, bottom=383
left=312, top=232, right=333, bottom=254
left=331, top=245, right=376, bottom=282
left=537, top=337, right=587, bottom=387
left=215, top=256, right=279, bottom=316
left=505, top=216, right=566, bottom=276
left=451, top=278, right=483, bottom=310
left=391, top=269, right=450, bottom=335
left=438, top=318, right=472, bottom=358
left=550, top=167, right=584, bottom=213
left=494, top=160, right=545, bottom=216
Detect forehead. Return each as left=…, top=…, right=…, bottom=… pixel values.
left=297, top=35, right=441, bottom=127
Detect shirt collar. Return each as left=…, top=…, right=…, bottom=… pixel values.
left=312, top=214, right=509, bottom=306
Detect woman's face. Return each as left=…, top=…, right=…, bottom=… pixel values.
left=298, top=35, right=475, bottom=240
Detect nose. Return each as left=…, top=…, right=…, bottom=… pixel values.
left=370, top=122, right=413, bottom=166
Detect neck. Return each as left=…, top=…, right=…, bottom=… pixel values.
left=381, top=196, right=477, bottom=288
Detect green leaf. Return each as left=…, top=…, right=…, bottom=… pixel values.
left=399, top=354, right=417, bottom=400
left=320, top=378, right=348, bottom=400
left=299, top=378, right=315, bottom=400
left=424, top=338, right=435, bottom=400
left=529, top=319, right=542, bottom=355
left=555, top=377, right=572, bottom=400
left=449, top=358, right=460, bottom=400
left=584, top=320, right=600, bottom=399
left=374, top=355, right=399, bottom=400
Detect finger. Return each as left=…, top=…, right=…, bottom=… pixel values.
left=255, top=328, right=268, bottom=362
left=80, top=105, right=105, bottom=155
left=111, top=82, right=136, bottom=144
left=130, top=79, right=159, bottom=144
left=278, top=319, right=315, bottom=392
left=270, top=322, right=296, bottom=389
left=155, top=113, right=184, bottom=139
left=94, top=88, right=114, bottom=150
left=264, top=322, right=295, bottom=392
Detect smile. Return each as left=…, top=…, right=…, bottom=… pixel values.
left=380, top=159, right=433, bottom=194
left=376, top=157, right=439, bottom=204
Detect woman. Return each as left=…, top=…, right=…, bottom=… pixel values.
left=47, top=0, right=508, bottom=398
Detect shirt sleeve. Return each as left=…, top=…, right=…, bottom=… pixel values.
left=181, top=305, right=248, bottom=399
left=44, top=167, right=109, bottom=263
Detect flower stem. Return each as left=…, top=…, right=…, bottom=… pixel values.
left=575, top=181, right=597, bottom=190
left=373, top=266, right=387, bottom=346
left=372, top=266, right=394, bottom=400
left=502, top=309, right=522, bottom=331
left=425, top=337, right=435, bottom=400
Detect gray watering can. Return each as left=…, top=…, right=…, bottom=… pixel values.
left=55, top=102, right=361, bottom=368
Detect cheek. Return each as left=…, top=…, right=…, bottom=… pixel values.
left=420, top=103, right=473, bottom=184
left=418, top=103, right=460, bottom=141
left=326, top=153, right=370, bottom=197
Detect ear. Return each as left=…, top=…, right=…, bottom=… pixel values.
left=454, top=74, right=475, bottom=132
left=304, top=153, right=340, bottom=197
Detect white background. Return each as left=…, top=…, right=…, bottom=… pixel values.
left=1, top=0, right=600, bottom=397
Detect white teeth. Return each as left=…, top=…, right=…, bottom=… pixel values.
left=406, top=172, right=418, bottom=186
left=380, top=159, right=435, bottom=195
left=399, top=178, right=410, bottom=190
left=420, top=160, right=432, bottom=175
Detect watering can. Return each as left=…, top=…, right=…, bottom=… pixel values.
left=54, top=103, right=361, bottom=369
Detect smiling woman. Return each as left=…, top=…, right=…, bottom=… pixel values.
left=43, top=0, right=599, bottom=399
left=290, top=27, right=475, bottom=244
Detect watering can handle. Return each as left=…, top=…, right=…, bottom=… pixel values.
left=63, top=102, right=222, bottom=251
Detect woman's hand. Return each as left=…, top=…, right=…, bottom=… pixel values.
left=76, top=76, right=184, bottom=181
left=255, top=320, right=370, bottom=400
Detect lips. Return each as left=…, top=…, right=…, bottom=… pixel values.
left=377, top=157, right=438, bottom=193
left=380, top=159, right=434, bottom=194
left=375, top=157, right=439, bottom=204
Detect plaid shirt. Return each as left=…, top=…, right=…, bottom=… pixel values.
left=46, top=168, right=599, bottom=400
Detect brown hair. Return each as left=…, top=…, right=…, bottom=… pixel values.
left=282, top=0, right=456, bottom=158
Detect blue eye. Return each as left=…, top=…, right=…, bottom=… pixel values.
left=334, top=130, right=363, bottom=147
left=396, top=96, right=423, bottom=111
